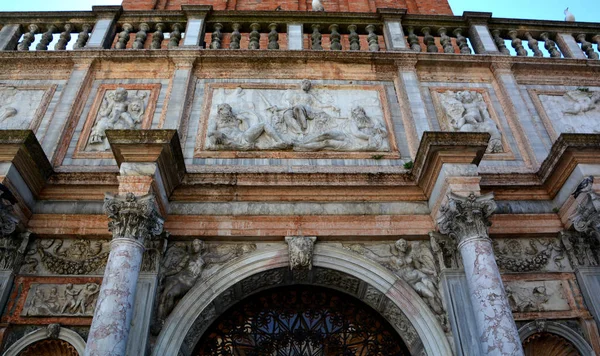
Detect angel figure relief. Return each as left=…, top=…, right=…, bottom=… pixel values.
left=88, top=88, right=147, bottom=151
left=439, top=90, right=503, bottom=153
left=346, top=239, right=448, bottom=330
left=155, top=239, right=256, bottom=328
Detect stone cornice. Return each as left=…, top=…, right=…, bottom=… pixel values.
left=106, top=130, right=186, bottom=197
left=411, top=131, right=489, bottom=200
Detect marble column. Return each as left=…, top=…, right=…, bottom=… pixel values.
left=437, top=192, right=523, bottom=356
left=85, top=193, right=164, bottom=356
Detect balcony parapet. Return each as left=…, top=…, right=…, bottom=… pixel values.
left=0, top=8, right=597, bottom=60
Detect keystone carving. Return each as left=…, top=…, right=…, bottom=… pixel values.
left=104, top=193, right=164, bottom=243
left=22, top=282, right=100, bottom=317
left=344, top=239, right=448, bottom=331
left=155, top=239, right=256, bottom=326
left=285, top=236, right=317, bottom=270
left=437, top=192, right=497, bottom=245
left=87, top=88, right=148, bottom=151
left=46, top=324, right=60, bottom=339
left=206, top=80, right=390, bottom=152
left=439, top=90, right=503, bottom=153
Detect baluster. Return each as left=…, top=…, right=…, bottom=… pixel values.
left=168, top=23, right=182, bottom=48
left=55, top=24, right=72, bottom=50
left=348, top=25, right=360, bottom=50
left=366, top=25, right=379, bottom=52
left=248, top=23, right=261, bottom=49
left=151, top=23, right=165, bottom=49
left=438, top=27, right=454, bottom=53
left=508, top=30, right=527, bottom=56
left=115, top=23, right=133, bottom=49
left=36, top=25, right=56, bottom=51
left=421, top=27, right=437, bottom=53
left=540, top=32, right=561, bottom=58
left=491, top=29, right=510, bottom=55
left=453, top=28, right=471, bottom=54
left=210, top=23, right=223, bottom=49
left=407, top=26, right=421, bottom=52
left=268, top=23, right=279, bottom=50
left=133, top=23, right=149, bottom=50
left=73, top=24, right=92, bottom=49
left=593, top=35, right=600, bottom=53
left=17, top=24, right=38, bottom=51
left=311, top=24, right=322, bottom=50
left=577, top=34, right=599, bottom=60
left=329, top=24, right=341, bottom=50
left=524, top=32, right=543, bottom=57
left=230, top=23, right=241, bottom=49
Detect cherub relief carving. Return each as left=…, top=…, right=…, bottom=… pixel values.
left=88, top=88, right=147, bottom=150
left=345, top=239, right=447, bottom=330
left=24, top=283, right=100, bottom=316
left=539, top=89, right=600, bottom=134
left=439, top=90, right=503, bottom=153
left=156, top=239, right=256, bottom=325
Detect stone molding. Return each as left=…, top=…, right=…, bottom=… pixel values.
left=437, top=191, right=497, bottom=246
left=518, top=320, right=594, bottom=356
left=3, top=325, right=86, bottom=356
left=153, top=244, right=452, bottom=356
left=103, top=192, right=164, bottom=243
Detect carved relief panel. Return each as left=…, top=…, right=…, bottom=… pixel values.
left=194, top=81, right=399, bottom=158
left=4, top=276, right=102, bottom=324
left=431, top=88, right=507, bottom=155
left=532, top=88, right=600, bottom=139
left=492, top=238, right=570, bottom=273
left=74, top=84, right=160, bottom=158
left=20, top=239, right=110, bottom=276
left=0, top=85, right=56, bottom=132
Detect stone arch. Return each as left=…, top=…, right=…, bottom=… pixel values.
left=153, top=244, right=452, bottom=355
left=4, top=326, right=86, bottom=356
left=518, top=320, right=594, bottom=356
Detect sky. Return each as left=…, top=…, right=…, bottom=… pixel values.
left=0, top=0, right=597, bottom=23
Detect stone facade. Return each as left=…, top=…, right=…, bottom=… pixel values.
left=0, top=1, right=599, bottom=356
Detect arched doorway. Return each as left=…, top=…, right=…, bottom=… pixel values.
left=195, top=284, right=411, bottom=355
left=153, top=245, right=452, bottom=356
left=523, top=332, right=580, bottom=356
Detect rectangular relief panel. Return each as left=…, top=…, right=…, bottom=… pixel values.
left=193, top=81, right=400, bottom=159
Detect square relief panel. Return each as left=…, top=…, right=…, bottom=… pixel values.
left=530, top=88, right=600, bottom=140
left=194, top=80, right=399, bottom=159
left=0, top=85, right=56, bottom=132
left=74, top=84, right=161, bottom=159
left=430, top=88, right=514, bottom=160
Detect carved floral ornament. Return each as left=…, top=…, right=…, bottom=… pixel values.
left=103, top=193, right=164, bottom=243
left=436, top=192, right=497, bottom=245
left=285, top=236, right=317, bottom=270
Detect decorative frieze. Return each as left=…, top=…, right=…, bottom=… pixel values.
left=285, top=236, right=316, bottom=270
left=21, top=239, right=110, bottom=275
left=156, top=239, right=256, bottom=324
left=438, top=90, right=503, bottom=153
left=201, top=80, right=391, bottom=154
left=22, top=282, right=100, bottom=317
left=493, top=238, right=568, bottom=273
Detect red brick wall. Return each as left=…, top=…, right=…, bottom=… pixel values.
left=122, top=0, right=453, bottom=15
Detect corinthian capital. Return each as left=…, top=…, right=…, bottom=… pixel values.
left=570, top=188, right=600, bottom=240
left=104, top=193, right=164, bottom=243
left=436, top=192, right=497, bottom=245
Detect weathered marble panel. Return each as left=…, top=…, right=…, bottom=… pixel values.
left=537, top=89, right=600, bottom=136
left=0, top=86, right=53, bottom=131
left=505, top=280, right=570, bottom=312
left=197, top=81, right=393, bottom=154
left=21, top=282, right=100, bottom=317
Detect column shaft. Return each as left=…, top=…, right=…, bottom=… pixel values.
left=86, top=239, right=143, bottom=356
left=459, top=236, right=523, bottom=355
